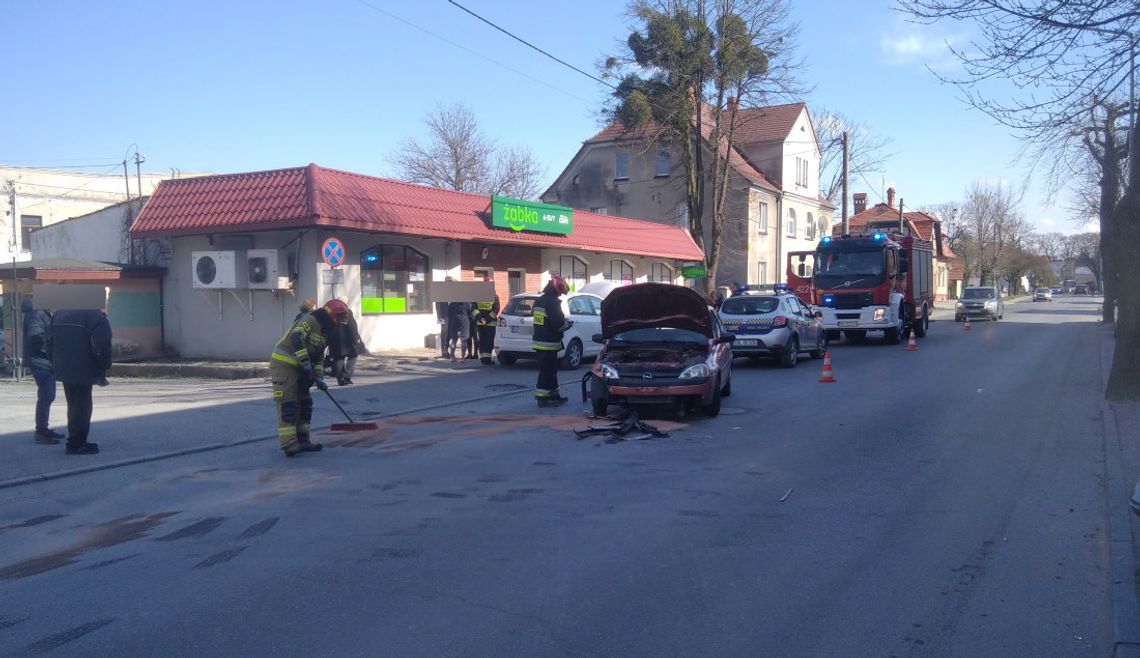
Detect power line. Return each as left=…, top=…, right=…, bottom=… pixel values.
left=447, top=0, right=614, bottom=89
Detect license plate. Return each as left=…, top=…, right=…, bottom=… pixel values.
left=510, top=326, right=519, bottom=333
left=838, top=320, right=858, bottom=327
left=735, top=339, right=759, bottom=347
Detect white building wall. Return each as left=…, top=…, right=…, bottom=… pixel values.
left=29, top=202, right=134, bottom=262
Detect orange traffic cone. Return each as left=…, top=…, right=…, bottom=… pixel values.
left=964, top=316, right=972, bottom=331
left=906, top=332, right=918, bottom=351
left=818, top=351, right=836, bottom=383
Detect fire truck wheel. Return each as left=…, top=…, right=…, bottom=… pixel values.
left=780, top=337, right=799, bottom=368
left=914, top=306, right=929, bottom=337
left=884, top=309, right=904, bottom=345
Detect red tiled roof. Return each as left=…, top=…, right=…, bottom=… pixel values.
left=131, top=164, right=704, bottom=261
left=838, top=203, right=955, bottom=259
left=732, top=102, right=807, bottom=144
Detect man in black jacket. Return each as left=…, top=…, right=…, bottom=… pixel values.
left=50, top=307, right=113, bottom=455
left=22, top=298, right=63, bottom=444
left=532, top=276, right=571, bottom=407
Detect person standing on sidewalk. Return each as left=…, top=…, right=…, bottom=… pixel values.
left=22, top=298, right=64, bottom=444
left=532, top=276, right=571, bottom=407
left=270, top=299, right=347, bottom=456
left=50, top=307, right=113, bottom=455
left=446, top=299, right=472, bottom=363
left=327, top=296, right=369, bottom=386
left=472, top=280, right=500, bottom=366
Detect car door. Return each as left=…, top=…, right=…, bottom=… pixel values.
left=566, top=295, right=595, bottom=354
left=793, top=298, right=819, bottom=349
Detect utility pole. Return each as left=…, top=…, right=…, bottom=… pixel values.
left=841, top=131, right=849, bottom=236
left=898, top=198, right=905, bottom=234
left=122, top=160, right=133, bottom=265
left=7, top=180, right=21, bottom=382
left=133, top=152, right=145, bottom=265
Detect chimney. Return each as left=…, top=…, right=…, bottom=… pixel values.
left=887, top=187, right=896, bottom=208
left=853, top=192, right=867, bottom=214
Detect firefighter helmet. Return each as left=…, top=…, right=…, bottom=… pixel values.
left=323, top=299, right=350, bottom=324
left=550, top=276, right=569, bottom=295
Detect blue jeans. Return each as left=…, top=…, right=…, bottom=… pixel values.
left=31, top=367, right=56, bottom=433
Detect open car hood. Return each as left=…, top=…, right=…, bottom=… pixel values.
left=600, top=283, right=712, bottom=339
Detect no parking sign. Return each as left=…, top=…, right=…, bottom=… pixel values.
left=321, top=237, right=345, bottom=268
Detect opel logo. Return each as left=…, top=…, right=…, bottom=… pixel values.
left=642, top=371, right=654, bottom=380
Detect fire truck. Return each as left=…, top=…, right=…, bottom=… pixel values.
left=786, top=231, right=934, bottom=344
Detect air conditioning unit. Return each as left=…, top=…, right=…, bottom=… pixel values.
left=192, top=251, right=240, bottom=289
left=247, top=249, right=287, bottom=289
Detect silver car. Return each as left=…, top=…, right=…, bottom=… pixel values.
left=955, top=286, right=1004, bottom=321
left=1033, top=287, right=1053, bottom=302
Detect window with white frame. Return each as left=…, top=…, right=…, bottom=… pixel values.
left=786, top=208, right=797, bottom=237
left=757, top=201, right=768, bottom=234
left=756, top=261, right=768, bottom=285
left=607, top=259, right=634, bottom=283
left=615, top=152, right=630, bottom=180
left=559, top=255, right=587, bottom=292
left=656, top=150, right=670, bottom=177
left=795, top=157, right=807, bottom=187
left=651, top=262, right=673, bottom=283
left=806, top=212, right=815, bottom=239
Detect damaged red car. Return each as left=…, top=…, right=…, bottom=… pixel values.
left=588, top=282, right=735, bottom=417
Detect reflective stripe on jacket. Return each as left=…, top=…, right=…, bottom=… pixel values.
left=531, top=291, right=567, bottom=351
left=271, top=313, right=326, bottom=373
left=473, top=297, right=500, bottom=327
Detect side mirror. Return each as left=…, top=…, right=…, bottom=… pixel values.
left=814, top=310, right=823, bottom=319
left=592, top=333, right=605, bottom=344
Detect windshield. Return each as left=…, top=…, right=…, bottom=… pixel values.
left=719, top=296, right=780, bottom=315
left=611, top=327, right=708, bottom=345
left=962, top=288, right=996, bottom=300
left=816, top=249, right=884, bottom=277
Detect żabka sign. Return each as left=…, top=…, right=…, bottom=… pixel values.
left=491, top=195, right=574, bottom=236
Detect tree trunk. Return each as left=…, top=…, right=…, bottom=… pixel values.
left=1106, top=192, right=1140, bottom=400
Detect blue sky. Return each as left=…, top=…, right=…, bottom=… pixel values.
left=5, top=0, right=1090, bottom=234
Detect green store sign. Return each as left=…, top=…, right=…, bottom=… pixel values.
left=682, top=264, right=707, bottom=278
left=491, top=196, right=574, bottom=236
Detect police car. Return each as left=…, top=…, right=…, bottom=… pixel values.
left=717, top=284, right=828, bottom=368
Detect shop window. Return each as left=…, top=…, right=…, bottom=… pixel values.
left=607, top=259, right=633, bottom=284
left=651, top=262, right=673, bottom=283
left=559, top=255, right=587, bottom=292
left=360, top=244, right=430, bottom=314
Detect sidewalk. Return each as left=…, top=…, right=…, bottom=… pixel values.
left=103, top=346, right=453, bottom=380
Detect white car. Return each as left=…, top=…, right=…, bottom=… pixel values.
left=494, top=282, right=620, bottom=369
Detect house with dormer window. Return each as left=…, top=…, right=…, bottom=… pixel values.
left=542, top=101, right=834, bottom=287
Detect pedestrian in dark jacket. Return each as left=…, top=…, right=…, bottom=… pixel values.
left=326, top=298, right=369, bottom=385
left=23, top=298, right=63, bottom=444
left=446, top=300, right=472, bottom=363
left=50, top=308, right=113, bottom=455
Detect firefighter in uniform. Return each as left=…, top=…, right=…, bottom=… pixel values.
left=270, top=299, right=350, bottom=456
left=472, top=279, right=501, bottom=366
left=532, top=276, right=572, bottom=407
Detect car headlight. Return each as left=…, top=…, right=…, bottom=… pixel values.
left=679, top=364, right=709, bottom=379
left=600, top=364, right=619, bottom=380
left=985, top=301, right=996, bottom=307
left=873, top=308, right=886, bottom=321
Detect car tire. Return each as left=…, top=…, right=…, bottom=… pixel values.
left=591, top=377, right=609, bottom=417
left=913, top=306, right=929, bottom=338
left=701, top=381, right=722, bottom=417
left=560, top=339, right=583, bottom=370
left=810, top=332, right=828, bottom=359
left=497, top=352, right=517, bottom=366
left=780, top=337, right=799, bottom=368
left=721, top=370, right=732, bottom=397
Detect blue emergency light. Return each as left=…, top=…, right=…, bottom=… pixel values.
left=773, top=283, right=789, bottom=292
left=872, top=232, right=885, bottom=240
left=821, top=236, right=832, bottom=244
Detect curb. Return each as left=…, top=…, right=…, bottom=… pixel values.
left=0, top=386, right=531, bottom=491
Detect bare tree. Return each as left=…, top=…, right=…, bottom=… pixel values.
left=812, top=108, right=893, bottom=206
left=394, top=103, right=546, bottom=199
left=955, top=181, right=1030, bottom=286
left=896, top=0, right=1140, bottom=399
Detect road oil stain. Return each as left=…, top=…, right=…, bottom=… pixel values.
left=0, top=514, right=66, bottom=532
left=153, top=517, right=226, bottom=542
left=317, top=414, right=689, bottom=449
left=0, top=512, right=178, bottom=581
left=19, top=618, right=115, bottom=654
left=248, top=475, right=338, bottom=502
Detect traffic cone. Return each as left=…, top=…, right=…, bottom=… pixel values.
left=818, top=351, right=836, bottom=383
left=906, top=332, right=918, bottom=351
left=964, top=316, right=972, bottom=331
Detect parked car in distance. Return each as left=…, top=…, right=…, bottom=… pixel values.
left=1033, top=287, right=1053, bottom=302
left=495, top=288, right=610, bottom=369
left=717, top=284, right=826, bottom=368
left=1074, top=284, right=1089, bottom=295
left=1050, top=286, right=1063, bottom=294
left=955, top=286, right=1004, bottom=321
left=589, top=283, right=734, bottom=418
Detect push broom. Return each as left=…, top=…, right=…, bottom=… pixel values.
left=322, top=387, right=379, bottom=431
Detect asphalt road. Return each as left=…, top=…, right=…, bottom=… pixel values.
left=0, top=294, right=1121, bottom=656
